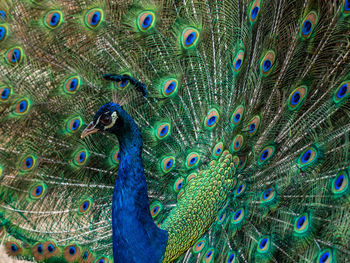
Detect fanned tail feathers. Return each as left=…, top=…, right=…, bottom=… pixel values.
left=0, top=0, right=349, bottom=262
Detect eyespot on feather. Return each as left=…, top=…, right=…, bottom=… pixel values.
left=222, top=199, right=229, bottom=210
left=96, top=257, right=108, bottom=263
left=217, top=211, right=226, bottom=224
left=260, top=187, right=276, bottom=203
left=316, top=249, right=333, bottom=263
left=74, top=149, right=89, bottom=166
left=226, top=251, right=237, bottom=263
left=247, top=115, right=260, bottom=136
left=0, top=85, right=12, bottom=103
left=6, top=46, right=24, bottom=65
left=13, top=98, right=31, bottom=115
left=294, top=213, right=310, bottom=234
left=0, top=10, right=6, bottom=20
left=79, top=199, right=92, bottom=214
left=297, top=146, right=318, bottom=168
left=44, top=10, right=63, bottom=29
left=203, top=248, right=215, bottom=263
left=257, top=236, right=271, bottom=253
left=181, top=27, right=199, bottom=49
left=80, top=250, right=93, bottom=262
left=231, top=105, right=244, bottom=127
left=300, top=11, right=318, bottom=39
left=260, top=50, right=275, bottom=76
left=161, top=156, right=175, bottom=173
left=212, top=142, right=224, bottom=158
left=110, top=148, right=120, bottom=165
left=343, top=0, right=350, bottom=15
left=64, top=76, right=82, bottom=94
left=5, top=241, right=22, bottom=256
left=249, top=0, right=261, bottom=23
left=257, top=146, right=275, bottom=165
left=43, top=241, right=59, bottom=258
left=233, top=50, right=244, bottom=73
left=231, top=135, right=244, bottom=152
left=66, top=116, right=83, bottom=133
left=232, top=207, right=245, bottom=224
left=30, top=183, right=47, bottom=200
left=155, top=122, right=171, bottom=139
left=333, top=81, right=349, bottom=104
left=150, top=201, right=162, bottom=218
left=85, top=8, right=103, bottom=29
left=192, top=238, right=206, bottom=254
left=331, top=171, right=349, bottom=195
left=20, top=154, right=37, bottom=172
left=137, top=11, right=155, bottom=32
left=186, top=152, right=200, bottom=169
left=235, top=181, right=246, bottom=197
left=0, top=25, right=8, bottom=42
left=161, top=78, right=178, bottom=97
left=32, top=243, right=45, bottom=261
left=64, top=244, right=80, bottom=262
left=288, top=86, right=307, bottom=110
left=204, top=109, right=220, bottom=130
left=174, top=177, right=184, bottom=192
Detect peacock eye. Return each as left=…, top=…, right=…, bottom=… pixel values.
left=100, top=114, right=112, bottom=125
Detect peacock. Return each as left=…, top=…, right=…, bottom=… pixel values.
left=0, top=0, right=349, bottom=262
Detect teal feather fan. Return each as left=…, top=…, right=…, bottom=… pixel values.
left=0, top=0, right=350, bottom=262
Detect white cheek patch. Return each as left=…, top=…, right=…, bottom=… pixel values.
left=104, top=111, right=118, bottom=130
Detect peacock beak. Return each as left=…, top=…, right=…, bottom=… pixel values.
left=81, top=122, right=99, bottom=139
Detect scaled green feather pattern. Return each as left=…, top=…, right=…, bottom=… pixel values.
left=161, top=152, right=237, bottom=261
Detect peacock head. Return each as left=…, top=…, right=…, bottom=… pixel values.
left=81, top=102, right=125, bottom=139
left=81, top=75, right=147, bottom=139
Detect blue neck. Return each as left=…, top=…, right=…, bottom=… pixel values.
left=111, top=111, right=168, bottom=263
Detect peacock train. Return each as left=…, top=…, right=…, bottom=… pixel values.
left=0, top=0, right=349, bottom=262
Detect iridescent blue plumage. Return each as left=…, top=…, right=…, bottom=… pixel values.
left=92, top=103, right=168, bottom=262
